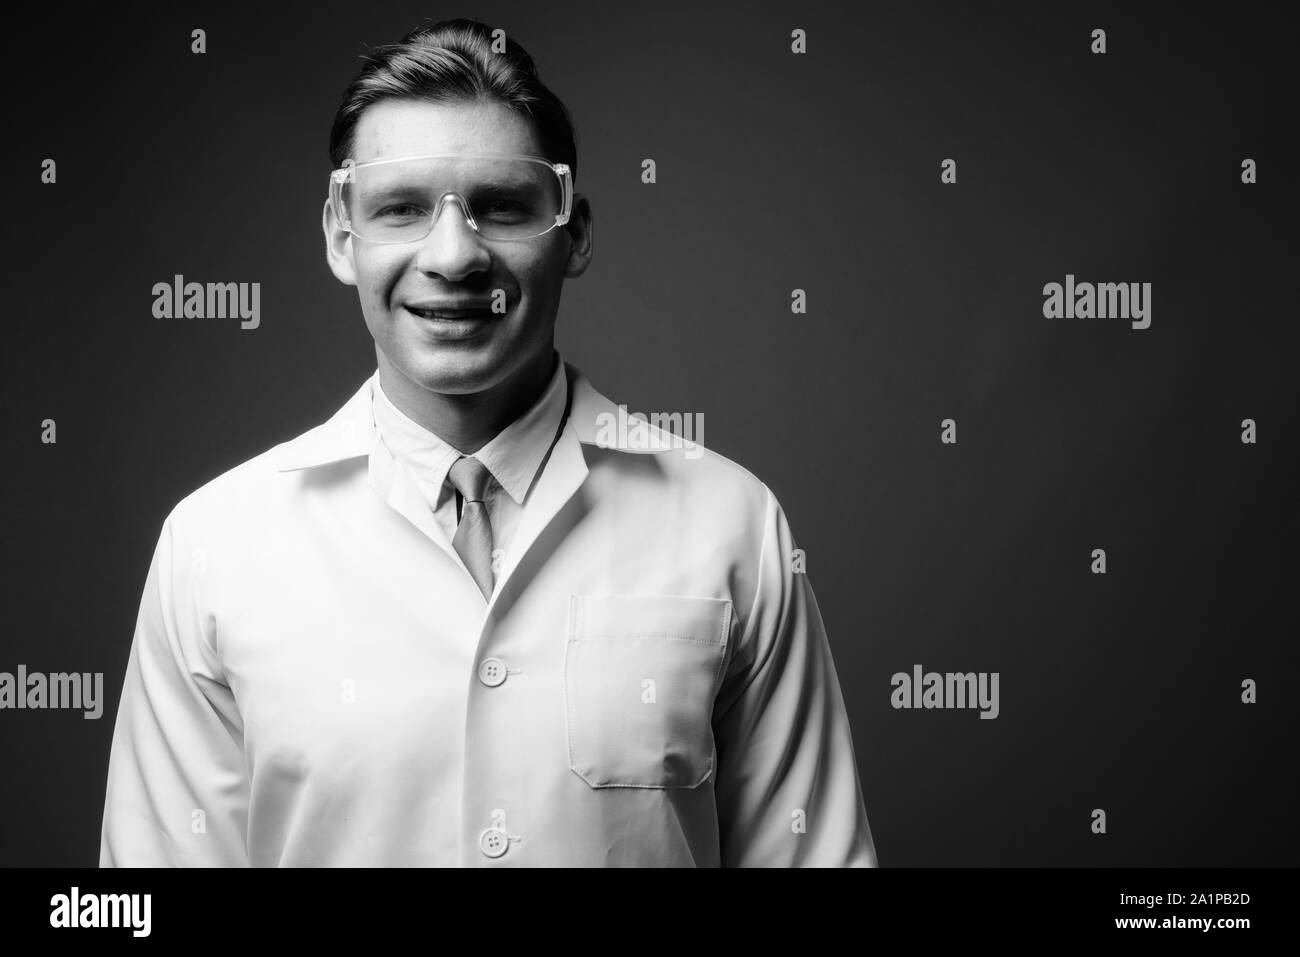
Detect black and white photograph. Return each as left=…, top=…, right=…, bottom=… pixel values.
left=2, top=0, right=1296, bottom=938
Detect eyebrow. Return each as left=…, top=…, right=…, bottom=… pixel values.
left=366, top=178, right=541, bottom=197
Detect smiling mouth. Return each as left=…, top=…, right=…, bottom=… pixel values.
left=406, top=306, right=494, bottom=320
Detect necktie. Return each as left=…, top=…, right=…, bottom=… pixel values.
left=447, top=455, right=496, bottom=599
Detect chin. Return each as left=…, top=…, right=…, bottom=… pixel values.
left=408, top=354, right=509, bottom=396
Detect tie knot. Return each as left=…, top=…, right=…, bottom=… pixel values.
left=447, top=455, right=492, bottom=503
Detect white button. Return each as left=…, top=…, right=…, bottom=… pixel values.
left=479, top=827, right=509, bottom=858
left=478, top=657, right=507, bottom=687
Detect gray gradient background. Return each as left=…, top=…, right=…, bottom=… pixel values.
left=3, top=1, right=1296, bottom=866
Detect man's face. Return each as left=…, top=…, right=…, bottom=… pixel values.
left=324, top=98, right=591, bottom=396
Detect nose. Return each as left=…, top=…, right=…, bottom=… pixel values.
left=413, top=193, right=489, bottom=279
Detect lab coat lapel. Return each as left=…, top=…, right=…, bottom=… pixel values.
left=487, top=416, right=588, bottom=611
left=286, top=364, right=615, bottom=610
left=367, top=433, right=462, bottom=567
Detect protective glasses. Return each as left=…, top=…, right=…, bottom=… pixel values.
left=329, top=152, right=573, bottom=244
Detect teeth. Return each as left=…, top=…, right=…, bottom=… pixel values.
left=409, top=307, right=481, bottom=318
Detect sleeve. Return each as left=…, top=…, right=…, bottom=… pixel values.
left=99, top=510, right=250, bottom=866
left=712, top=485, right=877, bottom=867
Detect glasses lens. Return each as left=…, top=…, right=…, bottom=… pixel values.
left=342, top=155, right=561, bottom=242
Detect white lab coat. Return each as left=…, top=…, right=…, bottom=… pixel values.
left=100, top=359, right=877, bottom=866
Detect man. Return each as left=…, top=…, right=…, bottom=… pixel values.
left=99, top=19, right=877, bottom=867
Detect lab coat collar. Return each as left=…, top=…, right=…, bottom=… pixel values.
left=274, top=359, right=624, bottom=474
left=272, top=360, right=673, bottom=609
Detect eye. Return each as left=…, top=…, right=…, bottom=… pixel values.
left=377, top=203, right=426, bottom=219
left=480, top=200, right=528, bottom=217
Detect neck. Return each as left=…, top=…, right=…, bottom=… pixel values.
left=376, top=348, right=558, bottom=454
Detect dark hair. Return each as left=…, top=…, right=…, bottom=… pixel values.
left=328, top=18, right=578, bottom=184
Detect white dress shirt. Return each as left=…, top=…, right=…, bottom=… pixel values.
left=370, top=353, right=568, bottom=564
left=99, top=354, right=877, bottom=867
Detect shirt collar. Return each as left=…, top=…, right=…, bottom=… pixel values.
left=368, top=354, right=567, bottom=506
left=274, top=353, right=631, bottom=475
left=369, top=371, right=461, bottom=499
left=472, top=356, right=567, bottom=504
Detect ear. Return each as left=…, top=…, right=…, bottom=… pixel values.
left=562, top=193, right=593, bottom=279
left=322, top=197, right=358, bottom=286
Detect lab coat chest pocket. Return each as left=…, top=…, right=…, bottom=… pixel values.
left=565, top=594, right=733, bottom=789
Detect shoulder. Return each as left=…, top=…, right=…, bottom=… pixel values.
left=161, top=442, right=301, bottom=542
left=569, top=371, right=778, bottom=534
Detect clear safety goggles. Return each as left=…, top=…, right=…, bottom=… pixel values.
left=329, top=152, right=573, bottom=244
